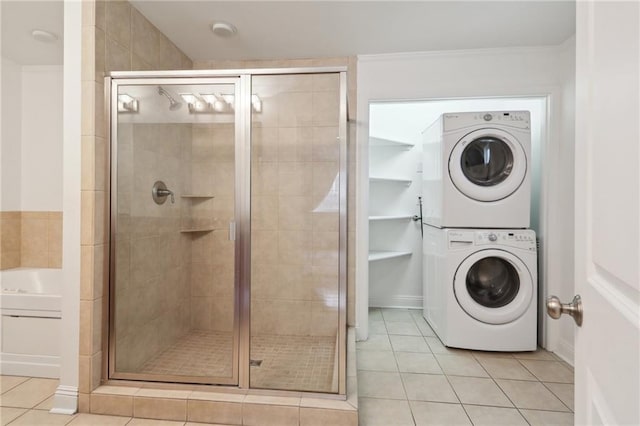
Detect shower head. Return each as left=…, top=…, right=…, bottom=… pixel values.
left=158, top=86, right=182, bottom=111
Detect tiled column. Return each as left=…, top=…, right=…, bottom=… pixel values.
left=79, top=0, right=192, bottom=412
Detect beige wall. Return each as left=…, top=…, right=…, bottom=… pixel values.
left=79, top=0, right=193, bottom=411
left=0, top=211, right=62, bottom=270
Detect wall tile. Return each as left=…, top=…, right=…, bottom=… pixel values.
left=95, top=1, right=106, bottom=31
left=78, top=356, right=91, bottom=393
left=81, top=81, right=95, bottom=136
left=82, top=136, right=96, bottom=190
left=91, top=351, right=103, bottom=391
left=106, top=37, right=131, bottom=74
left=21, top=216, right=48, bottom=267
left=95, top=136, right=108, bottom=192
left=82, top=0, right=95, bottom=27
left=131, top=8, right=159, bottom=68
left=131, top=54, right=153, bottom=71
left=47, top=214, right=63, bottom=268
left=82, top=26, right=96, bottom=81
left=300, top=407, right=357, bottom=426
left=187, top=400, right=242, bottom=425
left=80, top=245, right=94, bottom=300
left=242, top=403, right=299, bottom=426
left=158, top=34, right=182, bottom=70
left=91, top=393, right=133, bottom=417
left=0, top=212, right=22, bottom=270
left=79, top=300, right=93, bottom=356
left=105, top=0, right=130, bottom=49
left=78, top=392, right=91, bottom=413
left=134, top=397, right=187, bottom=421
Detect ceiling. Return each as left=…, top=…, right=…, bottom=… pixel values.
left=1, top=1, right=64, bottom=65
left=0, top=1, right=575, bottom=66
left=131, top=1, right=576, bottom=61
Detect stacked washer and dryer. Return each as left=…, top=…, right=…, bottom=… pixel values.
left=422, top=111, right=537, bottom=352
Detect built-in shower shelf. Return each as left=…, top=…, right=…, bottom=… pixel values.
left=370, top=176, right=412, bottom=185
left=369, top=215, right=414, bottom=221
left=369, top=136, right=414, bottom=148
left=368, top=251, right=412, bottom=262
left=181, top=194, right=215, bottom=199
left=180, top=228, right=216, bottom=233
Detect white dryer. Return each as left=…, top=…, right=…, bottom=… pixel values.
left=423, top=226, right=537, bottom=352
left=422, top=111, right=531, bottom=228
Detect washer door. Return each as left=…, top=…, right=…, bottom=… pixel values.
left=453, top=249, right=533, bottom=325
left=449, top=128, right=527, bottom=202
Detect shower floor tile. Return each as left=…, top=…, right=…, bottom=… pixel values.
left=250, top=334, right=336, bottom=393
left=138, top=331, right=336, bottom=393
left=140, top=330, right=234, bottom=378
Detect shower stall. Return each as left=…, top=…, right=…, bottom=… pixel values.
left=106, top=68, right=347, bottom=395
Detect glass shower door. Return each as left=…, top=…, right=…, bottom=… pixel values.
left=109, top=78, right=240, bottom=385
left=249, top=73, right=344, bottom=393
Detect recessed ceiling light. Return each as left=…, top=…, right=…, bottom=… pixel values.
left=211, top=21, right=237, bottom=37
left=31, top=29, right=58, bottom=43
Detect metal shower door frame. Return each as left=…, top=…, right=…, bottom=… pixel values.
left=105, top=67, right=348, bottom=395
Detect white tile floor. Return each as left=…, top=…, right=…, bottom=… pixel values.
left=0, top=308, right=574, bottom=426
left=0, top=377, right=211, bottom=425
left=356, top=308, right=574, bottom=426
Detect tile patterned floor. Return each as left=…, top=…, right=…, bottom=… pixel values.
left=250, top=334, right=336, bottom=393
left=135, top=330, right=336, bottom=393
left=140, top=330, right=234, bottom=377
left=0, top=308, right=575, bottom=425
left=0, top=377, right=213, bottom=425
left=356, top=308, right=575, bottom=426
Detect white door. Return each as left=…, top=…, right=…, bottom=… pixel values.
left=574, top=1, right=640, bottom=424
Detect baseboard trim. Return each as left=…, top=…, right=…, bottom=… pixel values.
left=51, top=385, right=78, bottom=414
left=555, top=337, right=575, bottom=366
left=369, top=295, right=423, bottom=309
left=0, top=353, right=60, bottom=378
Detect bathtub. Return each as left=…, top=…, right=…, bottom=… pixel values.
left=1, top=268, right=62, bottom=378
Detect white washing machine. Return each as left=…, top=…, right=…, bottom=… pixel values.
left=422, top=111, right=531, bottom=228
left=423, top=226, right=537, bottom=351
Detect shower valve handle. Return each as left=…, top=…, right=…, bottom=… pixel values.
left=156, top=189, right=175, bottom=203
left=152, top=181, right=175, bottom=204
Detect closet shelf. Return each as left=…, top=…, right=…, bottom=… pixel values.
left=368, top=251, right=413, bottom=262
left=180, top=228, right=217, bottom=233
left=369, top=215, right=414, bottom=221
left=370, top=176, right=412, bottom=185
left=369, top=136, right=414, bottom=148
left=181, top=194, right=215, bottom=199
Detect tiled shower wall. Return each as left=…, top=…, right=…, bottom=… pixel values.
left=113, top=124, right=192, bottom=372
left=189, top=123, right=236, bottom=333
left=250, top=73, right=341, bottom=338
left=0, top=211, right=62, bottom=270
left=80, top=0, right=193, bottom=410
left=81, top=0, right=358, bottom=411
left=193, top=59, right=358, bottom=328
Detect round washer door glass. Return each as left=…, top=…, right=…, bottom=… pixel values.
left=454, top=249, right=533, bottom=325
left=449, top=129, right=527, bottom=202
left=466, top=257, right=519, bottom=308
left=461, top=137, right=514, bottom=186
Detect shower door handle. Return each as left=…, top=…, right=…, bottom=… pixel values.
left=229, top=222, right=236, bottom=241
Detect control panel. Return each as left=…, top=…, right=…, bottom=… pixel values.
left=443, top=111, right=531, bottom=131
left=475, top=230, right=537, bottom=251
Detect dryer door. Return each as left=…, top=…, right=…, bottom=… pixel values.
left=453, top=249, right=533, bottom=325
left=449, top=128, right=527, bottom=202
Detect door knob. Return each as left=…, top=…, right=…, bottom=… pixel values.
left=546, top=295, right=583, bottom=327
